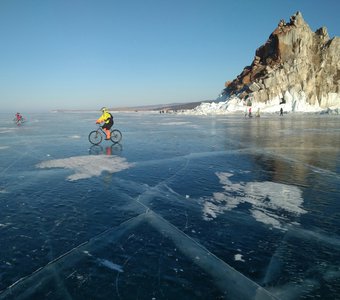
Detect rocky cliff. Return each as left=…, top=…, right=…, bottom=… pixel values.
left=222, top=12, right=340, bottom=110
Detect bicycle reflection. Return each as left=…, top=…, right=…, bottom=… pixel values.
left=88, top=144, right=124, bottom=187
left=89, top=143, right=123, bottom=156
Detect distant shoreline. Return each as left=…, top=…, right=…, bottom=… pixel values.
left=51, top=100, right=215, bottom=113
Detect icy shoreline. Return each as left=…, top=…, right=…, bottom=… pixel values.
left=179, top=91, right=340, bottom=116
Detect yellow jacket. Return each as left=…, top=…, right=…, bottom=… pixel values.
left=96, top=111, right=112, bottom=124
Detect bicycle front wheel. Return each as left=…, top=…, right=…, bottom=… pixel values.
left=88, top=130, right=103, bottom=145
left=110, top=129, right=122, bottom=143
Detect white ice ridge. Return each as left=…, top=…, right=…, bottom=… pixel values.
left=144, top=211, right=277, bottom=299
left=36, top=155, right=134, bottom=181
left=0, top=213, right=148, bottom=299
left=0, top=211, right=278, bottom=300
left=203, top=172, right=306, bottom=230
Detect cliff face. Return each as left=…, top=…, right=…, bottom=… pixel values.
left=223, top=12, right=340, bottom=109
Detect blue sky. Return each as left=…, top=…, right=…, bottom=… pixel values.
left=1, top=0, right=339, bottom=112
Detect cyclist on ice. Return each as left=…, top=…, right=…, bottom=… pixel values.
left=96, top=107, right=113, bottom=140
left=15, top=112, right=23, bottom=122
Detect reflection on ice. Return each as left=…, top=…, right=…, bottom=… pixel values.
left=203, top=172, right=306, bottom=230
left=36, top=155, right=134, bottom=181
left=88, top=144, right=123, bottom=156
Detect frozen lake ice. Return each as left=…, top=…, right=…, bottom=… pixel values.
left=0, top=112, right=339, bottom=299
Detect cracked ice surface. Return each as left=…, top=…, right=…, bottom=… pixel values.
left=0, top=112, right=339, bottom=300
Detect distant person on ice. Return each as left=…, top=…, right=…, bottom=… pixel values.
left=96, top=107, right=114, bottom=140
left=15, top=112, right=23, bottom=123
left=280, top=107, right=283, bottom=116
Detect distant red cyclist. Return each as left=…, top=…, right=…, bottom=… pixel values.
left=15, top=112, right=24, bottom=124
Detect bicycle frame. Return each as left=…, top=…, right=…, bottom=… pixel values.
left=96, top=126, right=107, bottom=136
left=88, top=125, right=122, bottom=145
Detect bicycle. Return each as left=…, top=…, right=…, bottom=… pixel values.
left=88, top=126, right=122, bottom=145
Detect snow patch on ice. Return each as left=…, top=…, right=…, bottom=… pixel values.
left=97, top=258, right=124, bottom=272
left=161, top=121, right=191, bottom=126
left=0, top=129, right=14, bottom=134
left=36, top=155, right=134, bottom=181
left=203, top=172, right=306, bottom=230
left=0, top=146, right=9, bottom=150
left=234, top=254, right=245, bottom=262
left=69, top=135, right=81, bottom=139
left=84, top=249, right=124, bottom=272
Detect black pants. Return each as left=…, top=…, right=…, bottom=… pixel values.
left=102, top=119, right=113, bottom=130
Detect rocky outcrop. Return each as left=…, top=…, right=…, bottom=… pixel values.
left=222, top=12, right=340, bottom=110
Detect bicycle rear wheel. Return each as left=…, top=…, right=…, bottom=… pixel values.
left=110, top=129, right=122, bottom=143
left=88, top=130, right=103, bottom=145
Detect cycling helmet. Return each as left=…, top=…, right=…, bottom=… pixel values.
left=100, top=107, right=108, bottom=112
